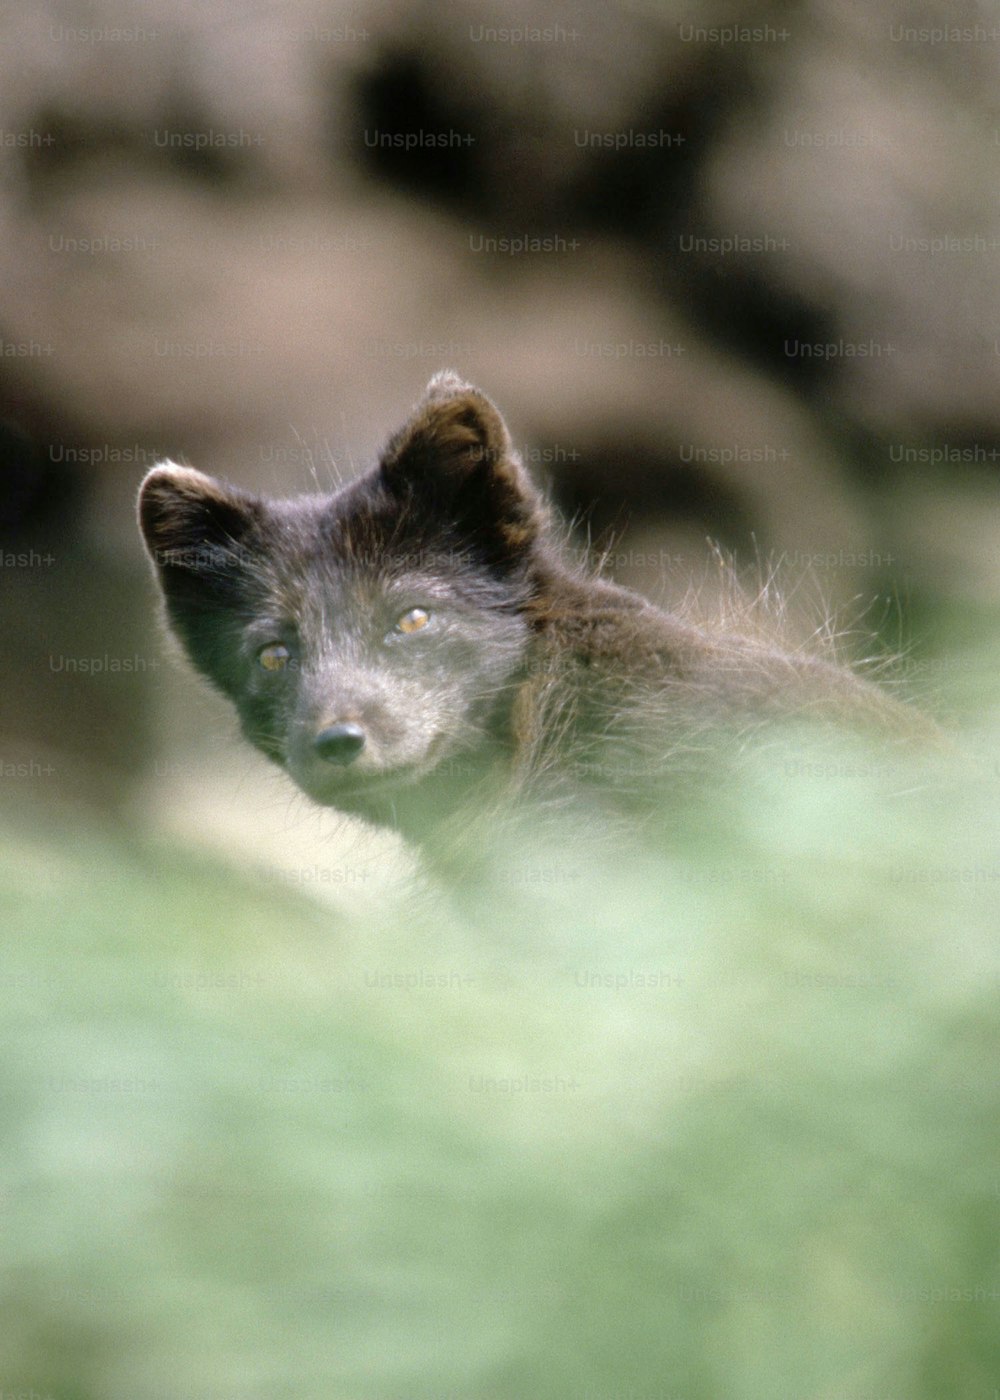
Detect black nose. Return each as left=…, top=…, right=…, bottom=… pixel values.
left=314, top=722, right=366, bottom=766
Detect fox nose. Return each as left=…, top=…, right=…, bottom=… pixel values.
left=314, top=722, right=366, bottom=766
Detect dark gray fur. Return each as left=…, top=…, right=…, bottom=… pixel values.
left=138, top=372, right=937, bottom=845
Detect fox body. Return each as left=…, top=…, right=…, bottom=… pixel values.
left=138, top=373, right=930, bottom=844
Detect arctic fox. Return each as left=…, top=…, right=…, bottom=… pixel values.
left=138, top=372, right=934, bottom=843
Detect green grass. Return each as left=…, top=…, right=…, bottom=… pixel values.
left=2, top=692, right=999, bottom=1399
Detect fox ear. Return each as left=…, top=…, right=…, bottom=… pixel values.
left=137, top=463, right=264, bottom=690
left=138, top=463, right=259, bottom=578
left=380, top=372, right=546, bottom=559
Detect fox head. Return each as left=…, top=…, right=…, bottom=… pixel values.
left=138, top=373, right=548, bottom=824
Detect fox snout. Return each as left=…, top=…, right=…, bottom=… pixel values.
left=314, top=722, right=367, bottom=766
left=282, top=678, right=448, bottom=805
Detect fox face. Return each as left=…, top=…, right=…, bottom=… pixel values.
left=138, top=373, right=544, bottom=824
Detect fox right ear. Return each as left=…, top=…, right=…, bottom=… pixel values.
left=138, top=462, right=259, bottom=576
left=138, top=463, right=265, bottom=690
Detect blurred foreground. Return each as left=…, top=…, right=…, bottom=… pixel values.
left=1, top=618, right=998, bottom=1400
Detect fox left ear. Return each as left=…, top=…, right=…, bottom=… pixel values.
left=379, top=371, right=547, bottom=560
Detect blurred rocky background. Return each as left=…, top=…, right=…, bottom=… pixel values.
left=2, top=0, right=999, bottom=831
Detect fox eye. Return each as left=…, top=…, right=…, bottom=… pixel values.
left=395, top=606, right=430, bottom=634
left=257, top=642, right=290, bottom=671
